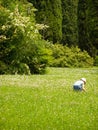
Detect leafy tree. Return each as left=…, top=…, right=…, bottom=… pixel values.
left=30, top=0, right=79, bottom=45
left=0, top=3, right=51, bottom=74
left=61, top=0, right=79, bottom=46
left=28, top=0, right=62, bottom=43
left=86, top=0, right=98, bottom=57
left=78, top=0, right=98, bottom=57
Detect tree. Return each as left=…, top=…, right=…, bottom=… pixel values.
left=86, top=0, right=98, bottom=57
left=0, top=3, right=51, bottom=74
left=62, top=0, right=78, bottom=46
left=28, top=0, right=62, bottom=43
left=78, top=0, right=98, bottom=57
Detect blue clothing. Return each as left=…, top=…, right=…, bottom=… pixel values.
left=73, top=80, right=84, bottom=91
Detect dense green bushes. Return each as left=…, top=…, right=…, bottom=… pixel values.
left=0, top=4, right=51, bottom=74
left=47, top=44, right=94, bottom=67
left=94, top=56, right=98, bottom=66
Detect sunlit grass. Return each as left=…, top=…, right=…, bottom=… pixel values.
left=0, top=67, right=98, bottom=130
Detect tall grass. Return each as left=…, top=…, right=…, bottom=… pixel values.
left=0, top=67, right=98, bottom=130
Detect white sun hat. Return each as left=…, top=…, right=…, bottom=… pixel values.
left=81, top=78, right=86, bottom=83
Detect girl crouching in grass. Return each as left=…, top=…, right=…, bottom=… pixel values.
left=73, top=78, right=86, bottom=92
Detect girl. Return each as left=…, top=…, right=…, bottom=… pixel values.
left=73, top=78, right=86, bottom=91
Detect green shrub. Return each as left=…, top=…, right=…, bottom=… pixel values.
left=23, top=40, right=53, bottom=74
left=48, top=44, right=94, bottom=67
left=94, top=56, right=98, bottom=66
left=0, top=61, right=7, bottom=74
left=7, top=62, right=31, bottom=75
left=0, top=5, right=51, bottom=74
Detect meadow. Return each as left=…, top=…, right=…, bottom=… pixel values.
left=0, top=67, right=98, bottom=130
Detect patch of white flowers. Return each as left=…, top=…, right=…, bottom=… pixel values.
left=1, top=5, right=49, bottom=41
left=36, top=24, right=49, bottom=30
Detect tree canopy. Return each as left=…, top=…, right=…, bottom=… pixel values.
left=29, top=0, right=98, bottom=56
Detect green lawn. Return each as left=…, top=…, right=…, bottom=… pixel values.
left=0, top=67, right=98, bottom=130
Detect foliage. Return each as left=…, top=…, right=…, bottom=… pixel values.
left=0, top=61, right=7, bottom=74
left=29, top=0, right=62, bottom=43
left=30, top=0, right=79, bottom=45
left=23, top=40, right=53, bottom=74
left=94, top=56, right=98, bottom=66
left=29, top=0, right=98, bottom=57
left=48, top=44, right=94, bottom=67
left=0, top=67, right=98, bottom=130
left=86, top=0, right=98, bottom=57
left=78, top=0, right=98, bottom=57
left=62, top=0, right=78, bottom=46
left=0, top=3, right=51, bottom=74
left=0, top=0, right=97, bottom=75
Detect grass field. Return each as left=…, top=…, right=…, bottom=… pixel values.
left=0, top=67, right=98, bottom=130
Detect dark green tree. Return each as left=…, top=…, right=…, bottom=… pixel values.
left=28, top=0, right=62, bottom=43
left=78, top=0, right=88, bottom=51
left=78, top=0, right=98, bottom=57
left=86, top=0, right=98, bottom=57
left=62, top=0, right=78, bottom=46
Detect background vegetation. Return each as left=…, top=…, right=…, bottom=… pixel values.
left=0, top=0, right=98, bottom=74
left=31, top=0, right=98, bottom=56
left=78, top=0, right=98, bottom=57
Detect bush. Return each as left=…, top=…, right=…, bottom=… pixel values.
left=94, top=56, right=98, bottom=66
left=7, top=62, right=31, bottom=75
left=25, top=40, right=53, bottom=74
left=0, top=5, right=51, bottom=74
left=48, top=44, right=94, bottom=67
left=0, top=61, right=7, bottom=74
